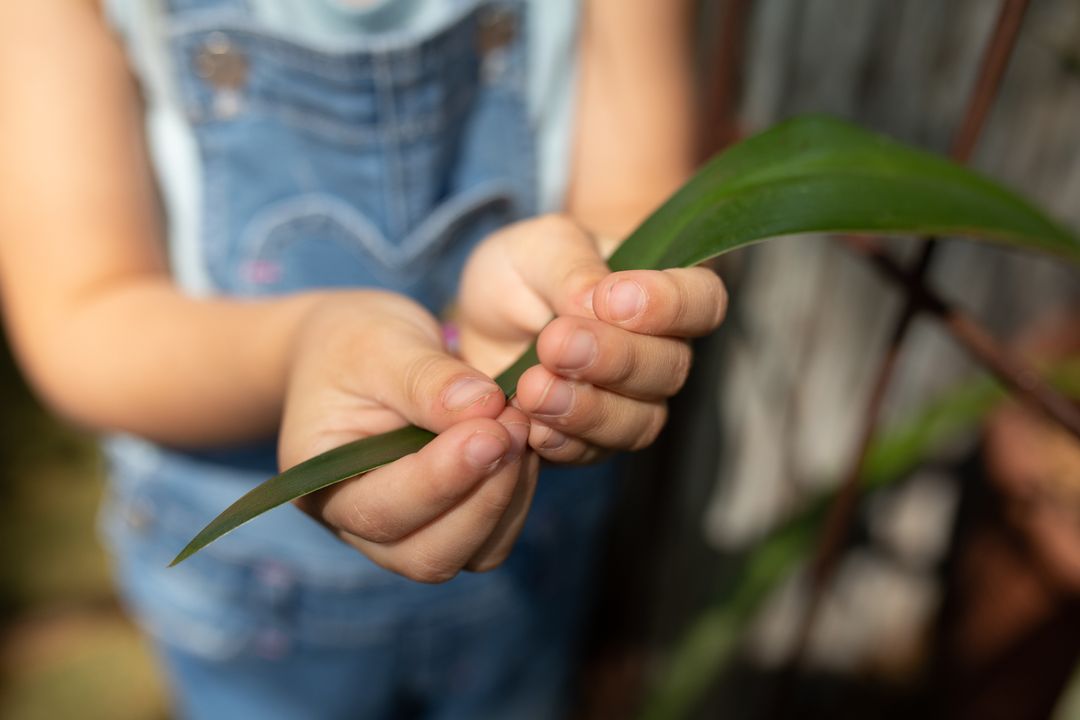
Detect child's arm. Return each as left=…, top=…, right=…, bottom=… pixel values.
left=0, top=1, right=531, bottom=583
left=0, top=1, right=319, bottom=446
left=567, top=0, right=699, bottom=243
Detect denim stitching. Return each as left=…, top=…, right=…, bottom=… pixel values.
left=397, top=179, right=514, bottom=262
left=168, top=2, right=485, bottom=69
left=237, top=193, right=392, bottom=281
left=374, top=52, right=409, bottom=239
left=200, top=133, right=230, bottom=291
left=236, top=181, right=514, bottom=281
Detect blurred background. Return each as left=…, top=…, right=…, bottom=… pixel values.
left=1, top=0, right=1079, bottom=718
left=0, top=344, right=167, bottom=719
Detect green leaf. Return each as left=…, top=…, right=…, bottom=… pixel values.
left=640, top=358, right=1080, bottom=720
left=171, top=115, right=1080, bottom=566
left=168, top=425, right=435, bottom=566
left=609, top=115, right=1079, bottom=272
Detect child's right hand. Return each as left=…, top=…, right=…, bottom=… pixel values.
left=277, top=291, right=537, bottom=583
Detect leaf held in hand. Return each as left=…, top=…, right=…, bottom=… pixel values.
left=170, top=115, right=1080, bottom=566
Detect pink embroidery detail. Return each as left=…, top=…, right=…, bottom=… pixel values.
left=243, top=260, right=283, bottom=285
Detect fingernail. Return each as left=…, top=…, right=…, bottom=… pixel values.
left=466, top=431, right=508, bottom=469
left=607, top=280, right=646, bottom=322
left=538, top=427, right=569, bottom=450
left=534, top=378, right=574, bottom=417
left=557, top=329, right=597, bottom=372
left=444, top=378, right=498, bottom=411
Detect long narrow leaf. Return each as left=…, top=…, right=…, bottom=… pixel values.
left=169, top=426, right=435, bottom=565
left=171, top=115, right=1080, bottom=566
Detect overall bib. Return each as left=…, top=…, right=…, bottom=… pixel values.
left=99, top=1, right=615, bottom=717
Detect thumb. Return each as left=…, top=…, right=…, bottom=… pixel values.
left=371, top=328, right=506, bottom=434
left=503, top=215, right=609, bottom=318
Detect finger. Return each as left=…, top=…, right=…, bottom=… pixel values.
left=516, top=365, right=668, bottom=451
left=592, top=267, right=727, bottom=337
left=501, top=215, right=608, bottom=318
left=345, top=420, right=529, bottom=584
left=364, top=325, right=506, bottom=433
left=465, top=451, right=540, bottom=572
left=298, top=413, right=528, bottom=546
left=527, top=422, right=611, bottom=465
left=536, top=316, right=693, bottom=400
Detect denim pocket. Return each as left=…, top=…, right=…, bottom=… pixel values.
left=233, top=181, right=514, bottom=300
left=102, top=472, right=261, bottom=660
left=168, top=4, right=532, bottom=310
left=100, top=442, right=409, bottom=659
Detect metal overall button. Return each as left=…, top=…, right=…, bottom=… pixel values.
left=194, top=31, right=248, bottom=118
left=477, top=6, right=516, bottom=53
left=477, top=7, right=516, bottom=83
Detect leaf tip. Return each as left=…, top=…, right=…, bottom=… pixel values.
left=168, top=542, right=199, bottom=568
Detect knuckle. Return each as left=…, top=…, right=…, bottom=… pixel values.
left=534, top=213, right=578, bottom=237
left=561, top=260, right=603, bottom=300
left=541, top=316, right=577, bottom=351
left=671, top=275, right=694, bottom=329
left=566, top=445, right=608, bottom=466
left=403, top=549, right=461, bottom=585
left=630, top=405, right=668, bottom=451
left=649, top=271, right=685, bottom=331
left=343, top=500, right=403, bottom=544
left=427, top=470, right=469, bottom=508
left=474, top=487, right=515, bottom=525
left=537, top=439, right=579, bottom=462
left=609, top=340, right=639, bottom=388
left=467, top=550, right=512, bottom=574
left=374, top=294, right=441, bottom=342
left=577, top=388, right=611, bottom=436
left=711, top=279, right=729, bottom=328
left=402, top=352, right=445, bottom=409
left=668, top=343, right=694, bottom=394
left=562, top=442, right=595, bottom=464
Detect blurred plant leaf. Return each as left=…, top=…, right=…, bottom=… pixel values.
left=640, top=358, right=1080, bottom=720
left=171, top=115, right=1080, bottom=566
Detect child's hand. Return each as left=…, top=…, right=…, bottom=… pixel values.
left=278, top=291, right=538, bottom=583
left=457, top=215, right=727, bottom=464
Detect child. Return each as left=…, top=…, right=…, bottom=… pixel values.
left=0, top=1, right=723, bottom=717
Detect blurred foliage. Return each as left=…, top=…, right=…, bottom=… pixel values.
left=0, top=342, right=167, bottom=720
left=642, top=359, right=1080, bottom=720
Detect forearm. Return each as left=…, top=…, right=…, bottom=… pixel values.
left=566, top=0, right=698, bottom=245
left=0, top=1, right=328, bottom=447
left=8, top=278, right=327, bottom=446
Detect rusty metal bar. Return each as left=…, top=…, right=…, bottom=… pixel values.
left=951, top=0, right=1033, bottom=164
left=772, top=0, right=1037, bottom=713
left=843, top=235, right=1080, bottom=438
left=703, top=0, right=754, bottom=152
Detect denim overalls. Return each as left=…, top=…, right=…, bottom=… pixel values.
left=100, top=1, right=614, bottom=717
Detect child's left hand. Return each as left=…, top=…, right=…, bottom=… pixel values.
left=457, top=215, right=727, bottom=464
